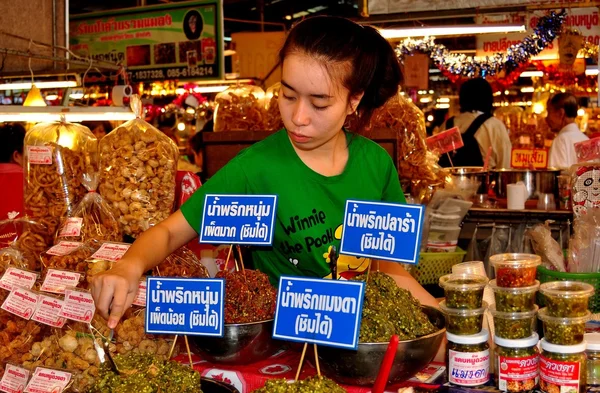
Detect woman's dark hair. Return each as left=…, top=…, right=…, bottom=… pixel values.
left=459, top=78, right=494, bottom=114
left=0, top=123, right=25, bottom=163
left=548, top=92, right=579, bottom=118
left=189, top=131, right=204, bottom=154
left=183, top=10, right=203, bottom=41
left=279, top=16, right=403, bottom=132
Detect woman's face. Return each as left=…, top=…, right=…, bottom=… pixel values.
left=189, top=15, right=197, bottom=33
left=278, top=52, right=360, bottom=151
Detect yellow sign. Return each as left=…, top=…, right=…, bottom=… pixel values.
left=511, top=148, right=548, bottom=169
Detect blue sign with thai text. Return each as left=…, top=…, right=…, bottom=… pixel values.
left=199, top=194, right=278, bottom=245
left=339, top=200, right=425, bottom=264
left=273, top=276, right=365, bottom=350
left=145, top=277, right=225, bottom=337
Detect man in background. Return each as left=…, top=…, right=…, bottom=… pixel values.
left=547, top=93, right=588, bottom=169
left=0, top=123, right=25, bottom=220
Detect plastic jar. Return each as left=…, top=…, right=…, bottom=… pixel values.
left=539, top=339, right=586, bottom=393
left=447, top=329, right=490, bottom=387
left=494, top=333, right=539, bottom=392
left=489, top=254, right=541, bottom=288
left=440, top=300, right=487, bottom=335
left=537, top=308, right=590, bottom=345
left=585, top=332, right=600, bottom=386
left=539, top=281, right=594, bottom=317
left=489, top=304, right=539, bottom=340
left=489, top=279, right=539, bottom=312
left=439, top=273, right=488, bottom=309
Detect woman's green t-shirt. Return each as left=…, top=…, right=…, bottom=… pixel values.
left=180, top=129, right=405, bottom=285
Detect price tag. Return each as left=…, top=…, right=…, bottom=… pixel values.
left=24, top=368, right=71, bottom=393
left=59, top=289, right=95, bottom=323
left=273, top=276, right=365, bottom=349
left=26, top=146, right=52, bottom=165
left=90, top=242, right=131, bottom=262
left=145, top=277, right=224, bottom=336
left=132, top=279, right=147, bottom=307
left=575, top=137, right=600, bottom=163
left=57, top=218, right=82, bottom=238
left=40, top=270, right=81, bottom=295
left=45, top=241, right=82, bottom=257
left=0, top=268, right=38, bottom=292
left=511, top=148, right=549, bottom=169
left=0, top=364, right=30, bottom=393
left=199, top=194, right=278, bottom=245
left=426, top=127, right=464, bottom=155
left=31, top=295, right=66, bottom=328
left=339, top=200, right=425, bottom=264
left=1, top=288, right=38, bottom=320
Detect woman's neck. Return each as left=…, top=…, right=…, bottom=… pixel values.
left=292, top=129, right=349, bottom=177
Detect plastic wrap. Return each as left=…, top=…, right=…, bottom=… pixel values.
left=56, top=173, right=122, bottom=244
left=569, top=211, right=600, bottom=273
left=263, top=82, right=284, bottom=131
left=0, top=313, right=47, bottom=368
left=112, top=308, right=176, bottom=359
left=154, top=246, right=209, bottom=278
left=23, top=120, right=97, bottom=242
left=571, top=164, right=600, bottom=218
left=85, top=241, right=131, bottom=287
left=40, top=241, right=99, bottom=275
left=527, top=222, right=566, bottom=272
left=99, top=95, right=179, bottom=238
left=213, top=84, right=266, bottom=131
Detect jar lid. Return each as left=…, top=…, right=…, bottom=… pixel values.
left=537, top=307, right=591, bottom=324
left=540, top=338, right=586, bottom=354
left=489, top=279, right=540, bottom=294
left=495, top=333, right=539, bottom=348
left=489, top=253, right=541, bottom=268
left=489, top=303, right=539, bottom=319
left=539, top=281, right=594, bottom=299
left=439, top=273, right=488, bottom=291
left=447, top=329, right=489, bottom=344
left=439, top=300, right=488, bottom=316
left=585, top=333, right=600, bottom=351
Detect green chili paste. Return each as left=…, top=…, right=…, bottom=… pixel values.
left=253, top=376, right=346, bottom=392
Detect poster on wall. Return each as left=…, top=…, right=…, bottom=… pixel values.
left=69, top=0, right=224, bottom=82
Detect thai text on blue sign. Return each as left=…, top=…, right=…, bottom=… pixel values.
left=339, top=200, right=425, bottom=264
left=145, top=277, right=224, bottom=336
left=199, top=194, right=278, bottom=245
left=272, top=276, right=365, bottom=350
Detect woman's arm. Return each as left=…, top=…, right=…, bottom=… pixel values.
left=90, top=210, right=197, bottom=328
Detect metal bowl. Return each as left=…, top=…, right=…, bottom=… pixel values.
left=492, top=168, right=560, bottom=200
left=201, top=377, right=240, bottom=393
left=192, top=319, right=281, bottom=365
left=317, top=306, right=446, bottom=386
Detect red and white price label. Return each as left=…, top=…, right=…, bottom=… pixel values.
left=24, top=368, right=71, bottom=393
left=0, top=364, right=30, bottom=393
left=40, top=270, right=81, bottom=295
left=132, top=279, right=147, bottom=307
left=426, top=127, right=464, bottom=155
left=1, top=288, right=38, bottom=320
left=498, top=355, right=539, bottom=391
left=26, top=146, right=53, bottom=165
left=59, top=289, right=95, bottom=323
left=540, top=355, right=581, bottom=392
left=90, top=243, right=130, bottom=262
left=31, top=295, right=66, bottom=328
left=45, top=241, right=82, bottom=257
left=0, top=268, right=38, bottom=292
left=57, top=218, right=82, bottom=238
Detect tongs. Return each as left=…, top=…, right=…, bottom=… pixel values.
left=90, top=325, right=120, bottom=375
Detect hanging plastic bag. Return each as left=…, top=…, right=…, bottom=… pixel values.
left=56, top=173, right=122, bottom=244
left=213, top=84, right=266, bottom=131
left=99, top=95, right=179, bottom=238
left=527, top=222, right=566, bottom=272
left=264, top=82, right=284, bottom=131
left=465, top=224, right=481, bottom=262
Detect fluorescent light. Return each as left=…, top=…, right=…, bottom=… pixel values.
left=379, top=24, right=526, bottom=39
left=437, top=97, right=450, bottom=103
left=419, top=97, right=432, bottom=103
left=223, top=49, right=237, bottom=56
left=520, top=87, right=535, bottom=93
left=0, top=106, right=136, bottom=123
left=520, top=71, right=544, bottom=78
left=45, top=94, right=59, bottom=101
left=69, top=93, right=84, bottom=100
left=193, top=85, right=230, bottom=93
left=436, top=103, right=450, bottom=109
left=0, top=81, right=77, bottom=91
left=586, top=67, right=599, bottom=76
left=224, top=36, right=232, bottom=42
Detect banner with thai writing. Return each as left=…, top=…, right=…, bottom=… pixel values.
left=69, top=0, right=223, bottom=82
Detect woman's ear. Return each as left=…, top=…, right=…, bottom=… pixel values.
left=347, top=92, right=364, bottom=115
left=12, top=151, right=23, bottom=166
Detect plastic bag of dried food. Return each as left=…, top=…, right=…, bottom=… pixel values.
left=214, top=84, right=266, bottom=131
left=154, top=246, right=209, bottom=278
left=56, top=173, right=122, bottom=244
left=263, top=82, right=284, bottom=131
left=113, top=308, right=176, bottom=359
left=85, top=241, right=132, bottom=287
left=40, top=241, right=99, bottom=275
left=99, top=95, right=179, bottom=238
left=0, top=312, right=47, bottom=367
left=24, top=119, right=97, bottom=242
left=0, top=214, right=58, bottom=270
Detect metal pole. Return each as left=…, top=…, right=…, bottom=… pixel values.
left=52, top=0, right=57, bottom=70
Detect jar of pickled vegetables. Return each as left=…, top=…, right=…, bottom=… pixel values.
left=446, top=329, right=490, bottom=387
left=539, top=339, right=586, bottom=393
left=586, top=332, right=600, bottom=386
left=494, top=333, right=539, bottom=392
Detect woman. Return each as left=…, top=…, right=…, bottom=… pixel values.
left=91, top=16, right=438, bottom=329
left=0, top=123, right=26, bottom=220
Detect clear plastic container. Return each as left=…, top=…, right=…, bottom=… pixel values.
left=494, top=333, right=539, bottom=392
left=489, top=279, right=539, bottom=312
left=427, top=226, right=461, bottom=252
left=430, top=212, right=463, bottom=228
left=539, top=281, right=594, bottom=317
left=439, top=273, right=488, bottom=309
left=214, top=84, right=266, bottom=131
left=537, top=307, right=590, bottom=345
left=539, top=339, right=586, bottom=393
left=489, top=253, right=541, bottom=287
left=585, top=332, right=600, bottom=386
left=489, top=304, right=539, bottom=340
left=440, top=300, right=487, bottom=335
left=452, top=261, right=486, bottom=277
left=446, top=329, right=490, bottom=387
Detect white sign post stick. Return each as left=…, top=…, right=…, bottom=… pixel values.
left=295, top=342, right=309, bottom=381
left=313, top=344, right=321, bottom=377
left=184, top=336, right=194, bottom=368
left=168, top=335, right=179, bottom=359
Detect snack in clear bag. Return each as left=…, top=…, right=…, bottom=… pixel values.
left=154, top=246, right=209, bottom=278
left=24, top=120, right=98, bottom=240
left=571, top=164, right=600, bottom=218
left=213, top=84, right=266, bottom=131
left=0, top=313, right=47, bottom=367
left=56, top=172, right=122, bottom=244
left=0, top=215, right=57, bottom=270
left=264, top=82, right=284, bottom=131
left=40, top=241, right=99, bottom=275
left=113, top=308, right=176, bottom=359
left=99, top=95, right=179, bottom=238
left=85, top=241, right=132, bottom=287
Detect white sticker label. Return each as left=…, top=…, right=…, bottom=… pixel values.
left=45, top=241, right=82, bottom=257
left=26, top=146, right=53, bottom=165
left=0, top=268, right=37, bottom=292
left=58, top=218, right=82, bottom=238
left=0, top=364, right=30, bottom=393
left=40, top=270, right=81, bottom=295
left=59, top=289, right=95, bottom=323
left=448, top=349, right=490, bottom=386
left=24, top=368, right=71, bottom=393
left=1, top=288, right=38, bottom=320
left=132, top=279, right=147, bottom=307
left=31, top=295, right=66, bottom=328
left=90, top=243, right=131, bottom=262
